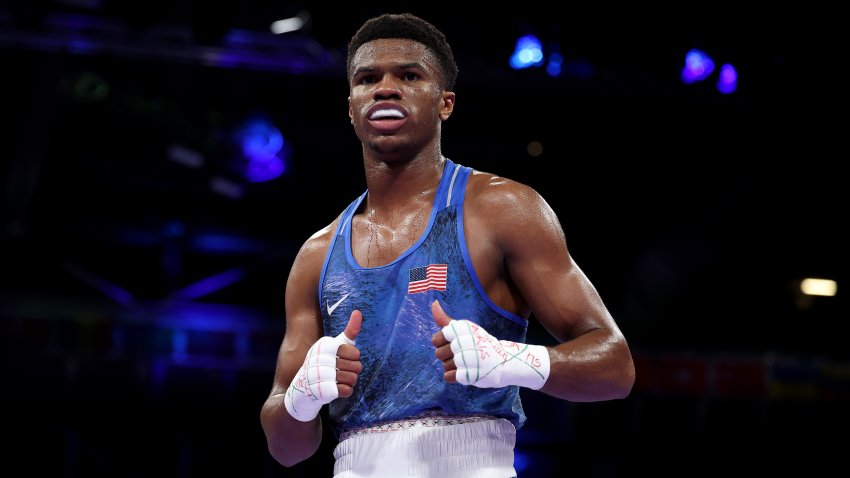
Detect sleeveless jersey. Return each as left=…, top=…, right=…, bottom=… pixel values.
left=318, top=158, right=528, bottom=436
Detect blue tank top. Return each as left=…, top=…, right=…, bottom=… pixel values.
left=318, top=159, right=528, bottom=435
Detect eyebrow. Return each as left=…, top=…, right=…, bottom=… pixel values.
left=352, top=62, right=427, bottom=78
left=397, top=62, right=425, bottom=71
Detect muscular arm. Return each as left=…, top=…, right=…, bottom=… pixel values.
left=466, top=175, right=635, bottom=402
left=259, top=226, right=331, bottom=466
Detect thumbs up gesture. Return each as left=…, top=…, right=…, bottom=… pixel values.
left=431, top=300, right=461, bottom=383
left=431, top=301, right=550, bottom=390
left=285, top=310, right=363, bottom=422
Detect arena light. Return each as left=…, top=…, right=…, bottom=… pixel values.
left=270, top=11, right=310, bottom=35
left=546, top=52, right=563, bottom=77
left=800, top=278, right=837, bottom=297
left=237, top=117, right=289, bottom=182
left=716, top=63, right=737, bottom=94
left=681, top=48, right=714, bottom=84
left=510, top=34, right=544, bottom=69
left=167, top=144, right=204, bottom=168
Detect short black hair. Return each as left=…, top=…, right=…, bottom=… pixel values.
left=346, top=13, right=458, bottom=91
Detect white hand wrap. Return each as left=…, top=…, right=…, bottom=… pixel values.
left=442, top=320, right=550, bottom=390
left=284, top=332, right=356, bottom=422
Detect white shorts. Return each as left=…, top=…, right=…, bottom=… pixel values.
left=332, top=412, right=518, bottom=478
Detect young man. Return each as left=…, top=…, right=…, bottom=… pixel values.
left=260, top=12, right=635, bottom=478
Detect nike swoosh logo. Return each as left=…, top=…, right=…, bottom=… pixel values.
left=326, top=292, right=352, bottom=316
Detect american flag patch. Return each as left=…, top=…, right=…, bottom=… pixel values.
left=408, top=264, right=448, bottom=294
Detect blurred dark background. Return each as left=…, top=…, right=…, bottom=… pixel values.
left=1, top=1, right=847, bottom=476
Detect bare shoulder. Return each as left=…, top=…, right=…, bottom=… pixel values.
left=465, top=169, right=552, bottom=223
left=290, top=215, right=343, bottom=273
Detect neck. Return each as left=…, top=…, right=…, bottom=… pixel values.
left=362, top=152, right=446, bottom=213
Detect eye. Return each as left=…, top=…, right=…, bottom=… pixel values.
left=403, top=72, right=419, bottom=81
left=358, top=75, right=377, bottom=85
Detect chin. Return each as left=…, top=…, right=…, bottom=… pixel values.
left=367, top=139, right=407, bottom=155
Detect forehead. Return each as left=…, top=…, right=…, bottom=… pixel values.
left=351, top=38, right=439, bottom=71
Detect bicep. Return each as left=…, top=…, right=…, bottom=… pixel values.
left=269, top=241, right=326, bottom=394
left=501, top=192, right=614, bottom=343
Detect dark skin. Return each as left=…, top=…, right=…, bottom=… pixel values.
left=260, top=38, right=636, bottom=467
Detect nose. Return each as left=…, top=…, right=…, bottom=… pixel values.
left=373, top=81, right=402, bottom=101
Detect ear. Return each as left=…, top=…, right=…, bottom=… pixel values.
left=439, top=91, right=455, bottom=121
left=348, top=96, right=354, bottom=124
